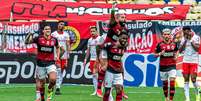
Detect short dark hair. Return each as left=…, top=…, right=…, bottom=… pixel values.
left=58, top=20, right=65, bottom=24
left=40, top=22, right=51, bottom=33
left=119, top=29, right=129, bottom=37
left=90, top=26, right=97, bottom=30
left=182, top=26, right=191, bottom=31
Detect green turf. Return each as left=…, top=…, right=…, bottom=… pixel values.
left=0, top=84, right=198, bottom=101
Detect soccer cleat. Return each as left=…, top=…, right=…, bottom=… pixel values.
left=47, top=89, right=53, bottom=101
left=96, top=89, right=103, bottom=98
left=90, top=91, right=96, bottom=96
left=165, top=97, right=169, bottom=101
left=122, top=92, right=128, bottom=99
left=34, top=98, right=40, bottom=101
left=55, top=88, right=61, bottom=95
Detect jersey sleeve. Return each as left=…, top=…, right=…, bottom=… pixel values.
left=193, top=35, right=200, bottom=45
left=51, top=31, right=56, bottom=38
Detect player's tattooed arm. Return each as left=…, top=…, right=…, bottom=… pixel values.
left=25, top=33, right=34, bottom=44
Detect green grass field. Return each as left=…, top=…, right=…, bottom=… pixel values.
left=0, top=84, right=198, bottom=101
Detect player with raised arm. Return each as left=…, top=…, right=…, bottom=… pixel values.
left=51, top=21, right=70, bottom=95
left=25, top=24, right=59, bottom=101
left=155, top=28, right=179, bottom=101
left=179, top=26, right=200, bottom=101
left=97, top=1, right=128, bottom=99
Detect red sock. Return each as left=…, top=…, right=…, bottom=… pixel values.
left=103, top=88, right=111, bottom=101
left=169, top=80, right=175, bottom=100
left=97, top=69, right=106, bottom=90
left=163, top=80, right=168, bottom=98
left=116, top=90, right=123, bottom=101
left=40, top=87, right=45, bottom=101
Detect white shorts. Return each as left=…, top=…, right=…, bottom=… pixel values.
left=35, top=64, right=57, bottom=80
left=104, top=71, right=123, bottom=88
left=100, top=49, right=107, bottom=59
left=160, top=69, right=177, bottom=81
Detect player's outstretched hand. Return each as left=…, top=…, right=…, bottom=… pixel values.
left=112, top=1, right=117, bottom=9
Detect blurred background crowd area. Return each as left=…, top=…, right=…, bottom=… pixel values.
left=25, top=0, right=201, bottom=21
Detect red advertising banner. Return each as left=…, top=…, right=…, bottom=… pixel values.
left=98, top=21, right=158, bottom=53
left=0, top=21, right=96, bottom=53
left=0, top=0, right=190, bottom=21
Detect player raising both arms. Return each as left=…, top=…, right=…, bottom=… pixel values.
left=25, top=24, right=59, bottom=101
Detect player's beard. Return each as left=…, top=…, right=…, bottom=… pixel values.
left=46, top=32, right=51, bottom=36
left=164, top=37, right=170, bottom=43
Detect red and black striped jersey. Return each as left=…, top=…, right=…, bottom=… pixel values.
left=155, top=41, right=179, bottom=71
left=33, top=35, right=59, bottom=67
left=106, top=45, right=126, bottom=73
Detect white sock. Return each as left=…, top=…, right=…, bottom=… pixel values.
left=109, top=88, right=114, bottom=101
left=92, top=74, right=98, bottom=92
left=36, top=90, right=40, bottom=100
left=184, top=82, right=190, bottom=99
left=56, top=68, right=62, bottom=89
left=193, top=82, right=199, bottom=95
left=59, top=70, right=64, bottom=87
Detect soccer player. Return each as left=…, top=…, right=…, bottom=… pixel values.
left=103, top=30, right=129, bottom=101
left=51, top=21, right=70, bottom=95
left=155, top=28, right=179, bottom=101
left=97, top=2, right=128, bottom=99
left=83, top=26, right=101, bottom=95
left=179, top=26, right=200, bottom=101
left=25, top=24, right=59, bottom=101
left=97, top=32, right=114, bottom=100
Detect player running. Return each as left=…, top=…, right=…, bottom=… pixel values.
left=25, top=24, right=59, bottom=101
left=155, top=28, right=179, bottom=101
left=51, top=21, right=70, bottom=95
